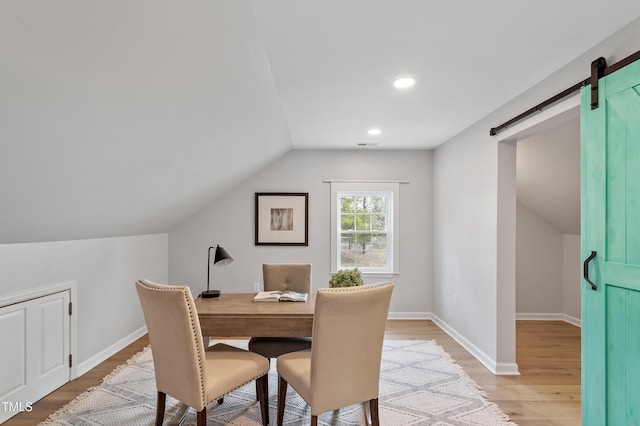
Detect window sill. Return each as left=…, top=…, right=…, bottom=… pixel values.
left=330, top=271, right=398, bottom=279
left=361, top=272, right=398, bottom=279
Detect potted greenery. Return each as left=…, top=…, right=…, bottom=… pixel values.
left=329, top=268, right=363, bottom=288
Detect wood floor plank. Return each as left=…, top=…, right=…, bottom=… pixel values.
left=5, top=320, right=581, bottom=425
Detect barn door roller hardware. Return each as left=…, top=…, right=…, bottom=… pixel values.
left=590, top=57, right=606, bottom=110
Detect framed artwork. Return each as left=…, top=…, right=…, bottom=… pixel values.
left=255, top=192, right=308, bottom=246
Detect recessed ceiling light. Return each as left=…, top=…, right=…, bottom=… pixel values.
left=392, top=76, right=416, bottom=89
left=367, top=128, right=382, bottom=136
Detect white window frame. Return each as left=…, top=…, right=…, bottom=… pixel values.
left=330, top=181, right=399, bottom=276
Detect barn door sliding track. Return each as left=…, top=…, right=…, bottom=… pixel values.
left=489, top=49, right=640, bottom=136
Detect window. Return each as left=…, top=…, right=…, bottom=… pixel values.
left=330, top=182, right=399, bottom=275
left=338, top=192, right=391, bottom=270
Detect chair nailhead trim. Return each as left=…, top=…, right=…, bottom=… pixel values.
left=141, top=281, right=207, bottom=407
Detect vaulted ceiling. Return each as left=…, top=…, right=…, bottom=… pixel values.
left=517, top=118, right=581, bottom=235
left=2, top=1, right=640, bottom=243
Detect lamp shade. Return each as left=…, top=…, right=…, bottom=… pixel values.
left=214, top=245, right=233, bottom=266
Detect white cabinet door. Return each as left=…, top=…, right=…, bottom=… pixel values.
left=0, top=290, right=70, bottom=423
left=0, top=302, right=28, bottom=416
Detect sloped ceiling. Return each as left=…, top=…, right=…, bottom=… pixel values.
left=517, top=118, right=581, bottom=235
left=1, top=1, right=639, bottom=243
left=1, top=1, right=291, bottom=243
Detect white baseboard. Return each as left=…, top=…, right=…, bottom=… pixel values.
left=430, top=314, right=520, bottom=376
left=75, top=313, right=576, bottom=380
left=75, top=326, right=148, bottom=378
left=562, top=314, right=581, bottom=327
left=388, top=312, right=580, bottom=375
left=76, top=316, right=427, bottom=378
left=388, top=311, right=432, bottom=320
left=516, top=313, right=581, bottom=327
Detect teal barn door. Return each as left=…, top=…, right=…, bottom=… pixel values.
left=581, top=58, right=640, bottom=425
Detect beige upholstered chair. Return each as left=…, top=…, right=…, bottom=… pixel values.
left=276, top=282, right=394, bottom=426
left=135, top=279, right=270, bottom=426
left=260, top=263, right=312, bottom=293
left=248, top=263, right=312, bottom=398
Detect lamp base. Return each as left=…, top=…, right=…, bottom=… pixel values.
left=201, top=290, right=221, bottom=298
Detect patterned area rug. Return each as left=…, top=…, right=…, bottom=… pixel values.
left=41, top=340, right=515, bottom=425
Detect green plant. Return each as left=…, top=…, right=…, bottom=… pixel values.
left=329, top=268, right=363, bottom=288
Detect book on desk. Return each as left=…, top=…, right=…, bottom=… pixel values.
left=253, top=290, right=308, bottom=302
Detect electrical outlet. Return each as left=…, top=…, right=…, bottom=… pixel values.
left=253, top=282, right=261, bottom=292
left=453, top=293, right=458, bottom=307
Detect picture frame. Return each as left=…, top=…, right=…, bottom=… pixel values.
left=255, top=192, right=308, bottom=246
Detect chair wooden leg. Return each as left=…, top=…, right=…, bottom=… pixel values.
left=155, top=391, right=166, bottom=426
left=277, top=375, right=288, bottom=426
left=256, top=375, right=269, bottom=426
left=257, top=358, right=271, bottom=401
left=255, top=377, right=269, bottom=402
left=217, top=397, right=223, bottom=404
left=369, top=398, right=380, bottom=426
left=311, top=415, right=318, bottom=426
left=196, top=407, right=206, bottom=426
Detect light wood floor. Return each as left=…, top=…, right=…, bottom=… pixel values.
left=6, top=320, right=580, bottom=425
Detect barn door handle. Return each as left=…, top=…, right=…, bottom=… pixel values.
left=583, top=251, right=597, bottom=291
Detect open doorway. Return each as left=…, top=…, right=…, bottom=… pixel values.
left=515, top=118, right=581, bottom=325
left=496, top=93, right=581, bottom=372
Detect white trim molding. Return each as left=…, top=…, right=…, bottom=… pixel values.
left=431, top=314, right=521, bottom=376
left=75, top=325, right=147, bottom=377
left=323, top=179, right=409, bottom=184
left=516, top=313, right=581, bottom=327
left=388, top=312, right=432, bottom=320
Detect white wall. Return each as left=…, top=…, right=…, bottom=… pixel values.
left=433, top=17, right=640, bottom=373
left=0, top=234, right=167, bottom=372
left=563, top=234, right=581, bottom=321
left=433, top=120, right=504, bottom=371
left=169, top=149, right=433, bottom=317
left=516, top=203, right=582, bottom=322
left=516, top=203, right=563, bottom=313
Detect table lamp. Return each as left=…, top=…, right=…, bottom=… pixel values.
left=201, top=245, right=233, bottom=298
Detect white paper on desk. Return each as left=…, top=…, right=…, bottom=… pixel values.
left=253, top=290, right=307, bottom=302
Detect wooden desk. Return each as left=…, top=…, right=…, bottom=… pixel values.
left=195, top=293, right=315, bottom=338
